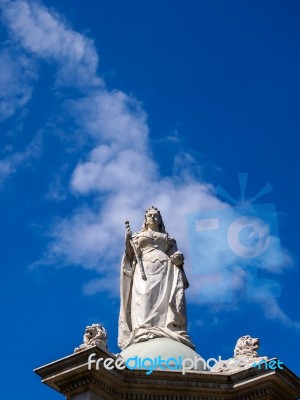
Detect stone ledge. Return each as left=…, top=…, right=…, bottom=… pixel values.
left=34, top=346, right=300, bottom=400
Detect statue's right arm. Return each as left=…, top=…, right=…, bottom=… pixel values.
left=125, top=226, right=135, bottom=261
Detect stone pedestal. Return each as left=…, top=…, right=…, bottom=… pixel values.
left=35, top=346, right=300, bottom=400
left=120, top=338, right=205, bottom=371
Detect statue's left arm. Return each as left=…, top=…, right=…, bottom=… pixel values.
left=166, top=235, right=184, bottom=267
left=166, top=234, right=189, bottom=288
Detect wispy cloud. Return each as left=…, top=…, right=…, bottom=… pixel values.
left=0, top=0, right=102, bottom=90
left=260, top=297, right=300, bottom=329
left=1, top=0, right=296, bottom=329
left=0, top=132, right=42, bottom=184
left=0, top=46, right=37, bottom=121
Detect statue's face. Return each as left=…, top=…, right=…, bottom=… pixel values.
left=145, top=209, right=161, bottom=230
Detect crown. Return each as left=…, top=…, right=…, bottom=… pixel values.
left=145, top=206, right=159, bottom=213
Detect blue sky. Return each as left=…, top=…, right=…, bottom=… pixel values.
left=0, top=0, right=299, bottom=398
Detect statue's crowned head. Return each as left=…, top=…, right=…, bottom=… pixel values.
left=142, top=206, right=166, bottom=232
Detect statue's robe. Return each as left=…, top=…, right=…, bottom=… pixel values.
left=118, top=230, right=194, bottom=350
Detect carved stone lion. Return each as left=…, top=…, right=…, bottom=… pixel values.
left=74, top=324, right=108, bottom=353
left=211, top=335, right=268, bottom=373
left=234, top=335, right=260, bottom=358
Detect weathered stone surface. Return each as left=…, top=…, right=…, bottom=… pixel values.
left=120, top=337, right=205, bottom=371
left=119, top=207, right=194, bottom=351
left=211, top=335, right=268, bottom=373
left=74, top=324, right=108, bottom=353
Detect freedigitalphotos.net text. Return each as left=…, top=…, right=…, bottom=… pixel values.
left=87, top=353, right=283, bottom=375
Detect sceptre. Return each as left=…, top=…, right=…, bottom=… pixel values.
left=125, top=220, right=147, bottom=281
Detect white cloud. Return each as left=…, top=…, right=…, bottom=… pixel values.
left=66, top=91, right=149, bottom=148
left=71, top=146, right=157, bottom=194
left=45, top=174, right=68, bottom=201
left=1, top=0, right=295, bottom=328
left=0, top=132, right=42, bottom=184
left=0, top=0, right=102, bottom=90
left=83, top=277, right=119, bottom=297
left=260, top=297, right=300, bottom=329
left=0, top=46, right=37, bottom=121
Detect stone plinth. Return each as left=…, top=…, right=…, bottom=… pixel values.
left=34, top=346, right=300, bottom=400
left=120, top=338, right=205, bottom=371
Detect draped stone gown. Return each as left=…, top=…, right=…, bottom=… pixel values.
left=118, top=230, right=194, bottom=350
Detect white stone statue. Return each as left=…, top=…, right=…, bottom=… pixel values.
left=211, top=335, right=268, bottom=372
left=118, top=206, right=194, bottom=350
left=74, top=324, right=108, bottom=353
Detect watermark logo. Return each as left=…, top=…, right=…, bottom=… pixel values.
left=187, top=173, right=282, bottom=302
left=87, top=353, right=284, bottom=375
left=253, top=359, right=283, bottom=370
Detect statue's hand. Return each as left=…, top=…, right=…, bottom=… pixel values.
left=125, top=222, right=132, bottom=243
left=171, top=252, right=184, bottom=267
